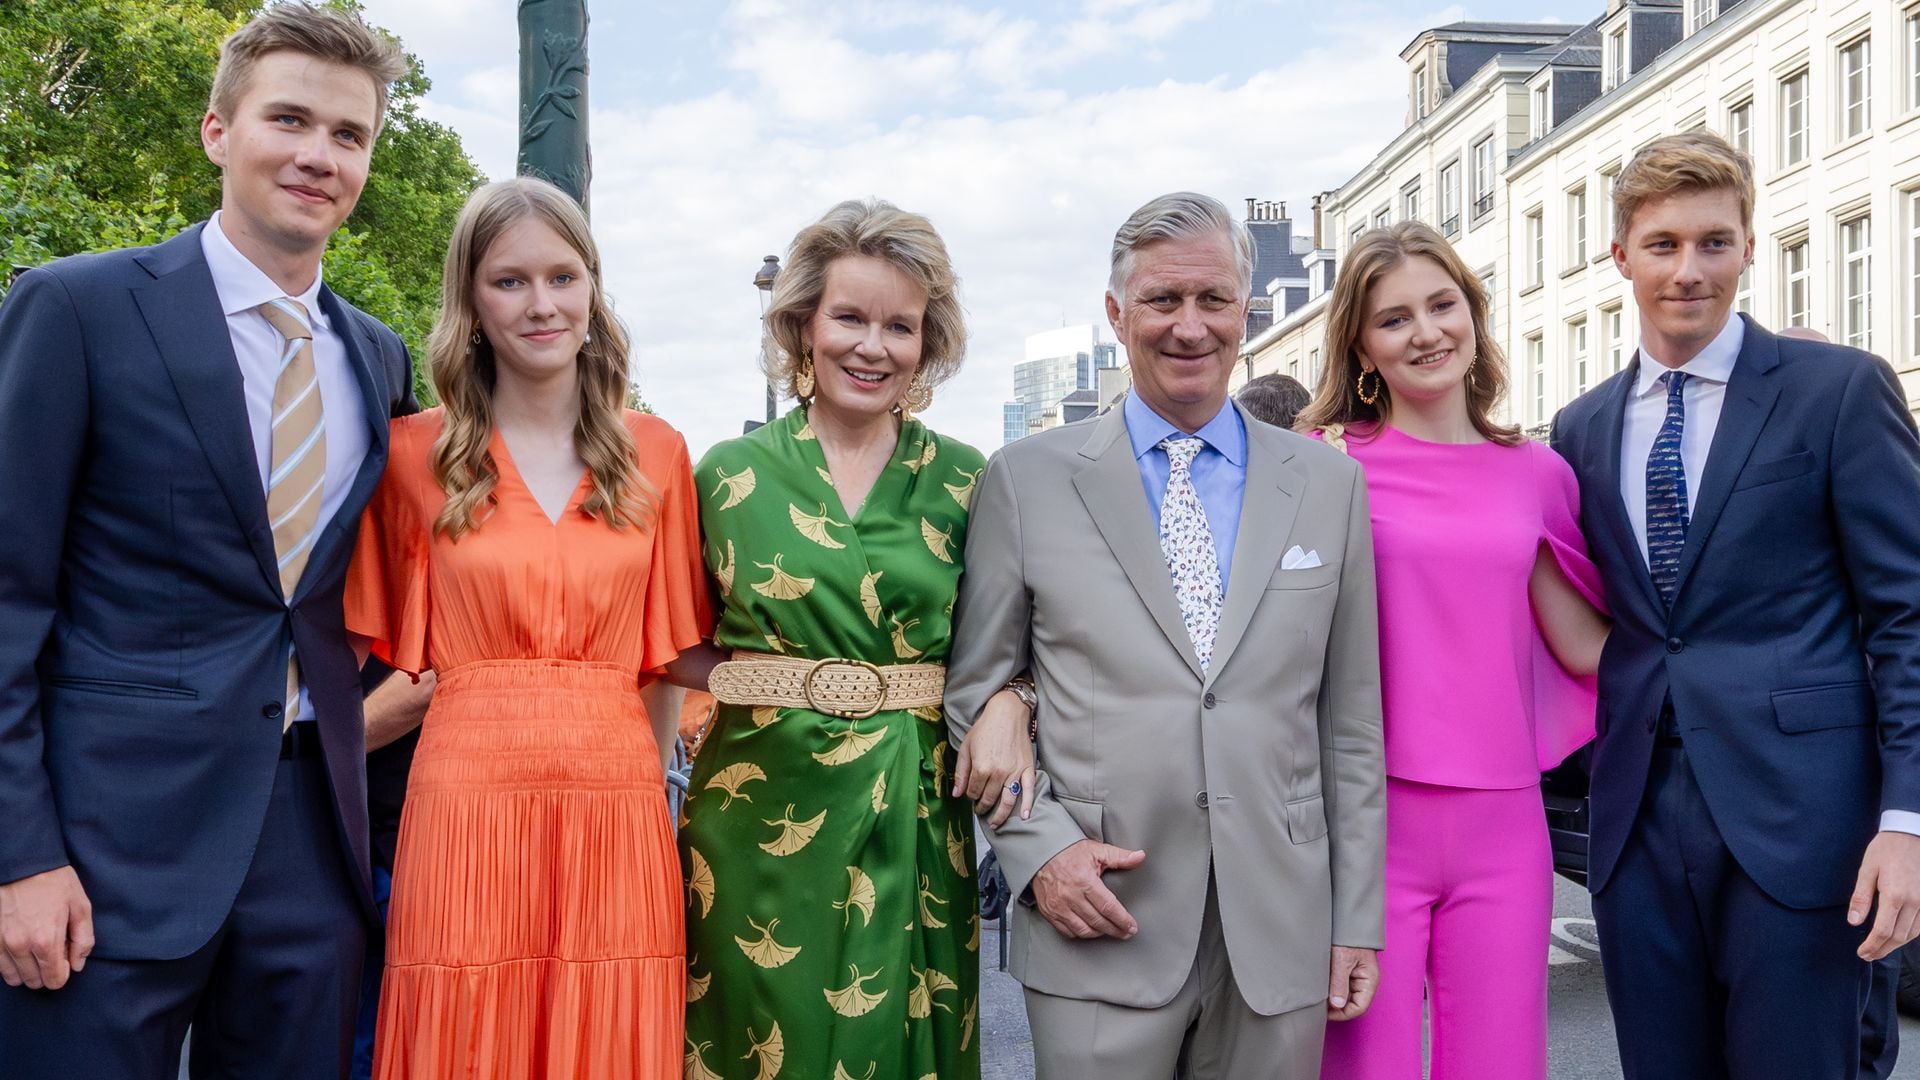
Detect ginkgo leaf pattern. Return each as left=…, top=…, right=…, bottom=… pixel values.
left=714, top=465, right=757, bottom=510
left=759, top=804, right=827, bottom=856
left=833, top=866, right=876, bottom=927
left=706, top=762, right=767, bottom=809
left=751, top=555, right=815, bottom=600
left=823, top=964, right=888, bottom=1017
left=736, top=918, right=802, bottom=969
left=920, top=518, right=955, bottom=563
left=683, top=407, right=983, bottom=1079
left=790, top=503, right=849, bottom=549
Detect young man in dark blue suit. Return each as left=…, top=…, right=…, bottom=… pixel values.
left=1552, top=130, right=1920, bottom=1079
left=0, top=6, right=414, bottom=1077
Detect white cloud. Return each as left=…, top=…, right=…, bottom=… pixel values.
left=358, top=0, right=1445, bottom=455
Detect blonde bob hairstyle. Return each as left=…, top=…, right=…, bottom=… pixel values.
left=209, top=2, right=407, bottom=132
left=428, top=176, right=654, bottom=538
left=761, top=198, right=966, bottom=403
left=1295, top=220, right=1521, bottom=446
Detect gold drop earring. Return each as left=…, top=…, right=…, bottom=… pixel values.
left=899, top=373, right=933, bottom=422
left=794, top=348, right=816, bottom=400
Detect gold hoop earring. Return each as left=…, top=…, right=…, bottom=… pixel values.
left=794, top=349, right=816, bottom=400
left=1356, top=368, right=1382, bottom=406
left=468, top=324, right=483, bottom=354
left=899, top=374, right=933, bottom=421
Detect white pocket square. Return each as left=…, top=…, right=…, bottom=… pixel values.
left=1281, top=545, right=1323, bottom=570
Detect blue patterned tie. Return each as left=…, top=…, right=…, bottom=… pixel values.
left=1645, top=370, right=1690, bottom=606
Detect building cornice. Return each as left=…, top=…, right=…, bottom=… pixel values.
left=1329, top=53, right=1544, bottom=211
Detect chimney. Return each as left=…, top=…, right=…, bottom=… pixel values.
left=1311, top=194, right=1325, bottom=249
left=1246, top=197, right=1257, bottom=220
left=1277, top=201, right=1287, bottom=220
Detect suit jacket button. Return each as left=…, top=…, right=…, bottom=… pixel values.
left=1203, top=692, right=1217, bottom=709
left=263, top=702, right=283, bottom=719
left=1196, top=791, right=1209, bottom=808
left=1666, top=637, right=1684, bottom=654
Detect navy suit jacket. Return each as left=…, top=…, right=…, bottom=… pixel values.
left=1551, top=315, right=1920, bottom=910
left=0, top=223, right=415, bottom=960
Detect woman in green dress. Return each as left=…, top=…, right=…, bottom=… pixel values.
left=672, top=199, right=1033, bottom=1080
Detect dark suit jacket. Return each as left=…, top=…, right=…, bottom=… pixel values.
left=0, top=223, right=414, bottom=960
left=1551, top=315, right=1920, bottom=909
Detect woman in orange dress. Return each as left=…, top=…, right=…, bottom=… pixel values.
left=345, top=176, right=711, bottom=1078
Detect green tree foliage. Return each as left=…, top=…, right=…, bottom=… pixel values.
left=0, top=0, right=485, bottom=403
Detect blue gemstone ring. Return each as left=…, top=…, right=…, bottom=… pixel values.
left=1007, top=780, right=1022, bottom=797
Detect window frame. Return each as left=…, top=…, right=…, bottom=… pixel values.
left=1602, top=303, right=1626, bottom=375
left=1567, top=184, right=1589, bottom=267
left=1840, top=213, right=1873, bottom=351
left=1780, top=67, right=1810, bottom=168
left=1439, top=158, right=1463, bottom=237
left=1470, top=133, right=1498, bottom=224
left=1525, top=208, right=1545, bottom=288
left=1838, top=34, right=1873, bottom=142
left=1569, top=315, right=1591, bottom=396
left=1781, top=233, right=1812, bottom=330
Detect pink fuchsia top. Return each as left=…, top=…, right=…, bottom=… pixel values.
left=1320, top=423, right=1606, bottom=790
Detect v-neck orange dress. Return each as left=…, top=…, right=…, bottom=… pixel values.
left=345, top=408, right=712, bottom=1079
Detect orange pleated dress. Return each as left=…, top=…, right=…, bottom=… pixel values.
left=345, top=409, right=713, bottom=1080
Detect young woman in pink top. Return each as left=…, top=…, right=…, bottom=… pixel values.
left=1299, top=221, right=1610, bottom=1080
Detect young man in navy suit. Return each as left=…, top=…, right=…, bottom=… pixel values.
left=0, top=6, right=413, bottom=1077
left=1552, top=131, right=1920, bottom=1078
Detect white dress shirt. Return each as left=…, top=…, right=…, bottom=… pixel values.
left=1617, top=313, right=1920, bottom=835
left=201, top=212, right=370, bottom=721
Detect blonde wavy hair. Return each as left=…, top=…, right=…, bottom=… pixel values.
left=761, top=198, right=966, bottom=401
left=1296, top=220, right=1520, bottom=446
left=428, top=177, right=654, bottom=538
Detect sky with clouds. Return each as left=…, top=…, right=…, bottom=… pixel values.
left=355, top=0, right=1597, bottom=457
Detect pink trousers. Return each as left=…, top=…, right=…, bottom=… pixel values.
left=1320, top=777, right=1552, bottom=1080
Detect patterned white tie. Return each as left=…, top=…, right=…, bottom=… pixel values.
left=1158, top=436, right=1224, bottom=672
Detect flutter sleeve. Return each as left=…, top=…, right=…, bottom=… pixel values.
left=344, top=420, right=431, bottom=677
left=639, top=426, right=717, bottom=674
left=1532, top=441, right=1608, bottom=769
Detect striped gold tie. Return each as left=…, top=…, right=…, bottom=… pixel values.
left=259, top=298, right=326, bottom=728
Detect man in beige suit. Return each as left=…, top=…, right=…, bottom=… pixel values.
left=947, top=192, right=1385, bottom=1079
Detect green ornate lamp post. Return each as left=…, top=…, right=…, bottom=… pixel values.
left=517, top=0, right=590, bottom=209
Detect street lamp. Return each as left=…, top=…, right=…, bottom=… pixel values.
left=753, top=254, right=781, bottom=424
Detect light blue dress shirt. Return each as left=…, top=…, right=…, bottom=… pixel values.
left=1123, top=391, right=1247, bottom=595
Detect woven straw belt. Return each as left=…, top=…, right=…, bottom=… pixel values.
left=708, top=651, right=945, bottom=720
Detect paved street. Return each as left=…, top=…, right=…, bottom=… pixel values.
left=980, top=874, right=1920, bottom=1079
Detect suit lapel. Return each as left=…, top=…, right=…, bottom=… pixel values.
left=133, top=226, right=281, bottom=597
left=295, top=290, right=393, bottom=603
left=1589, top=361, right=1665, bottom=617
left=1206, top=405, right=1300, bottom=684
left=1672, top=317, right=1781, bottom=600
left=1071, top=407, right=1204, bottom=681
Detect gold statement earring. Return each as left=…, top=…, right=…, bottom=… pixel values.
left=899, top=374, right=933, bottom=421
left=794, top=349, right=816, bottom=400
left=1356, top=368, right=1382, bottom=406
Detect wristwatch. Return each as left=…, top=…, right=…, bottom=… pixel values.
left=1003, top=677, right=1038, bottom=741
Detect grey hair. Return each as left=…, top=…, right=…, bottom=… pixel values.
left=1107, top=192, right=1255, bottom=297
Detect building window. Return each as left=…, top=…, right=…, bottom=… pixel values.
left=1532, top=83, right=1552, bottom=141
left=1374, top=207, right=1392, bottom=230
left=1841, top=215, right=1872, bottom=350
left=1780, top=68, right=1809, bottom=167
left=1414, top=64, right=1429, bottom=119
left=1735, top=265, right=1754, bottom=315
left=1690, top=0, right=1714, bottom=34
left=1471, top=135, right=1497, bottom=221
left=1569, top=317, right=1591, bottom=395
left=1910, top=190, right=1920, bottom=356
left=1606, top=27, right=1628, bottom=89
left=1839, top=36, right=1872, bottom=141
left=1439, top=161, right=1462, bottom=237
left=1527, top=333, right=1546, bottom=422
left=1603, top=304, right=1626, bottom=374
left=1525, top=209, right=1545, bottom=287
left=1909, top=8, right=1920, bottom=113
left=1598, top=167, right=1617, bottom=248
left=1480, top=270, right=1497, bottom=335
left=1403, top=182, right=1422, bottom=224
left=1308, top=348, right=1322, bottom=384
left=1727, top=98, right=1753, bottom=157
left=1567, top=186, right=1588, bottom=266
left=1349, top=221, right=1366, bottom=251
left=1782, top=235, right=1811, bottom=329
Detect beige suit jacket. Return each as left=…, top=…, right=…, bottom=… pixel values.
left=946, top=401, right=1385, bottom=1016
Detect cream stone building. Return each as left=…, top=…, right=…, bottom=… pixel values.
left=1239, top=0, right=1920, bottom=429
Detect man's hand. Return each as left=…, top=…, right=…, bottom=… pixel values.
left=1031, top=839, right=1145, bottom=941
left=0, top=865, right=93, bottom=990
left=1851, top=831, right=1920, bottom=960
left=1327, top=946, right=1378, bottom=1020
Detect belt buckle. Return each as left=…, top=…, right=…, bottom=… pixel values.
left=802, top=658, right=889, bottom=720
